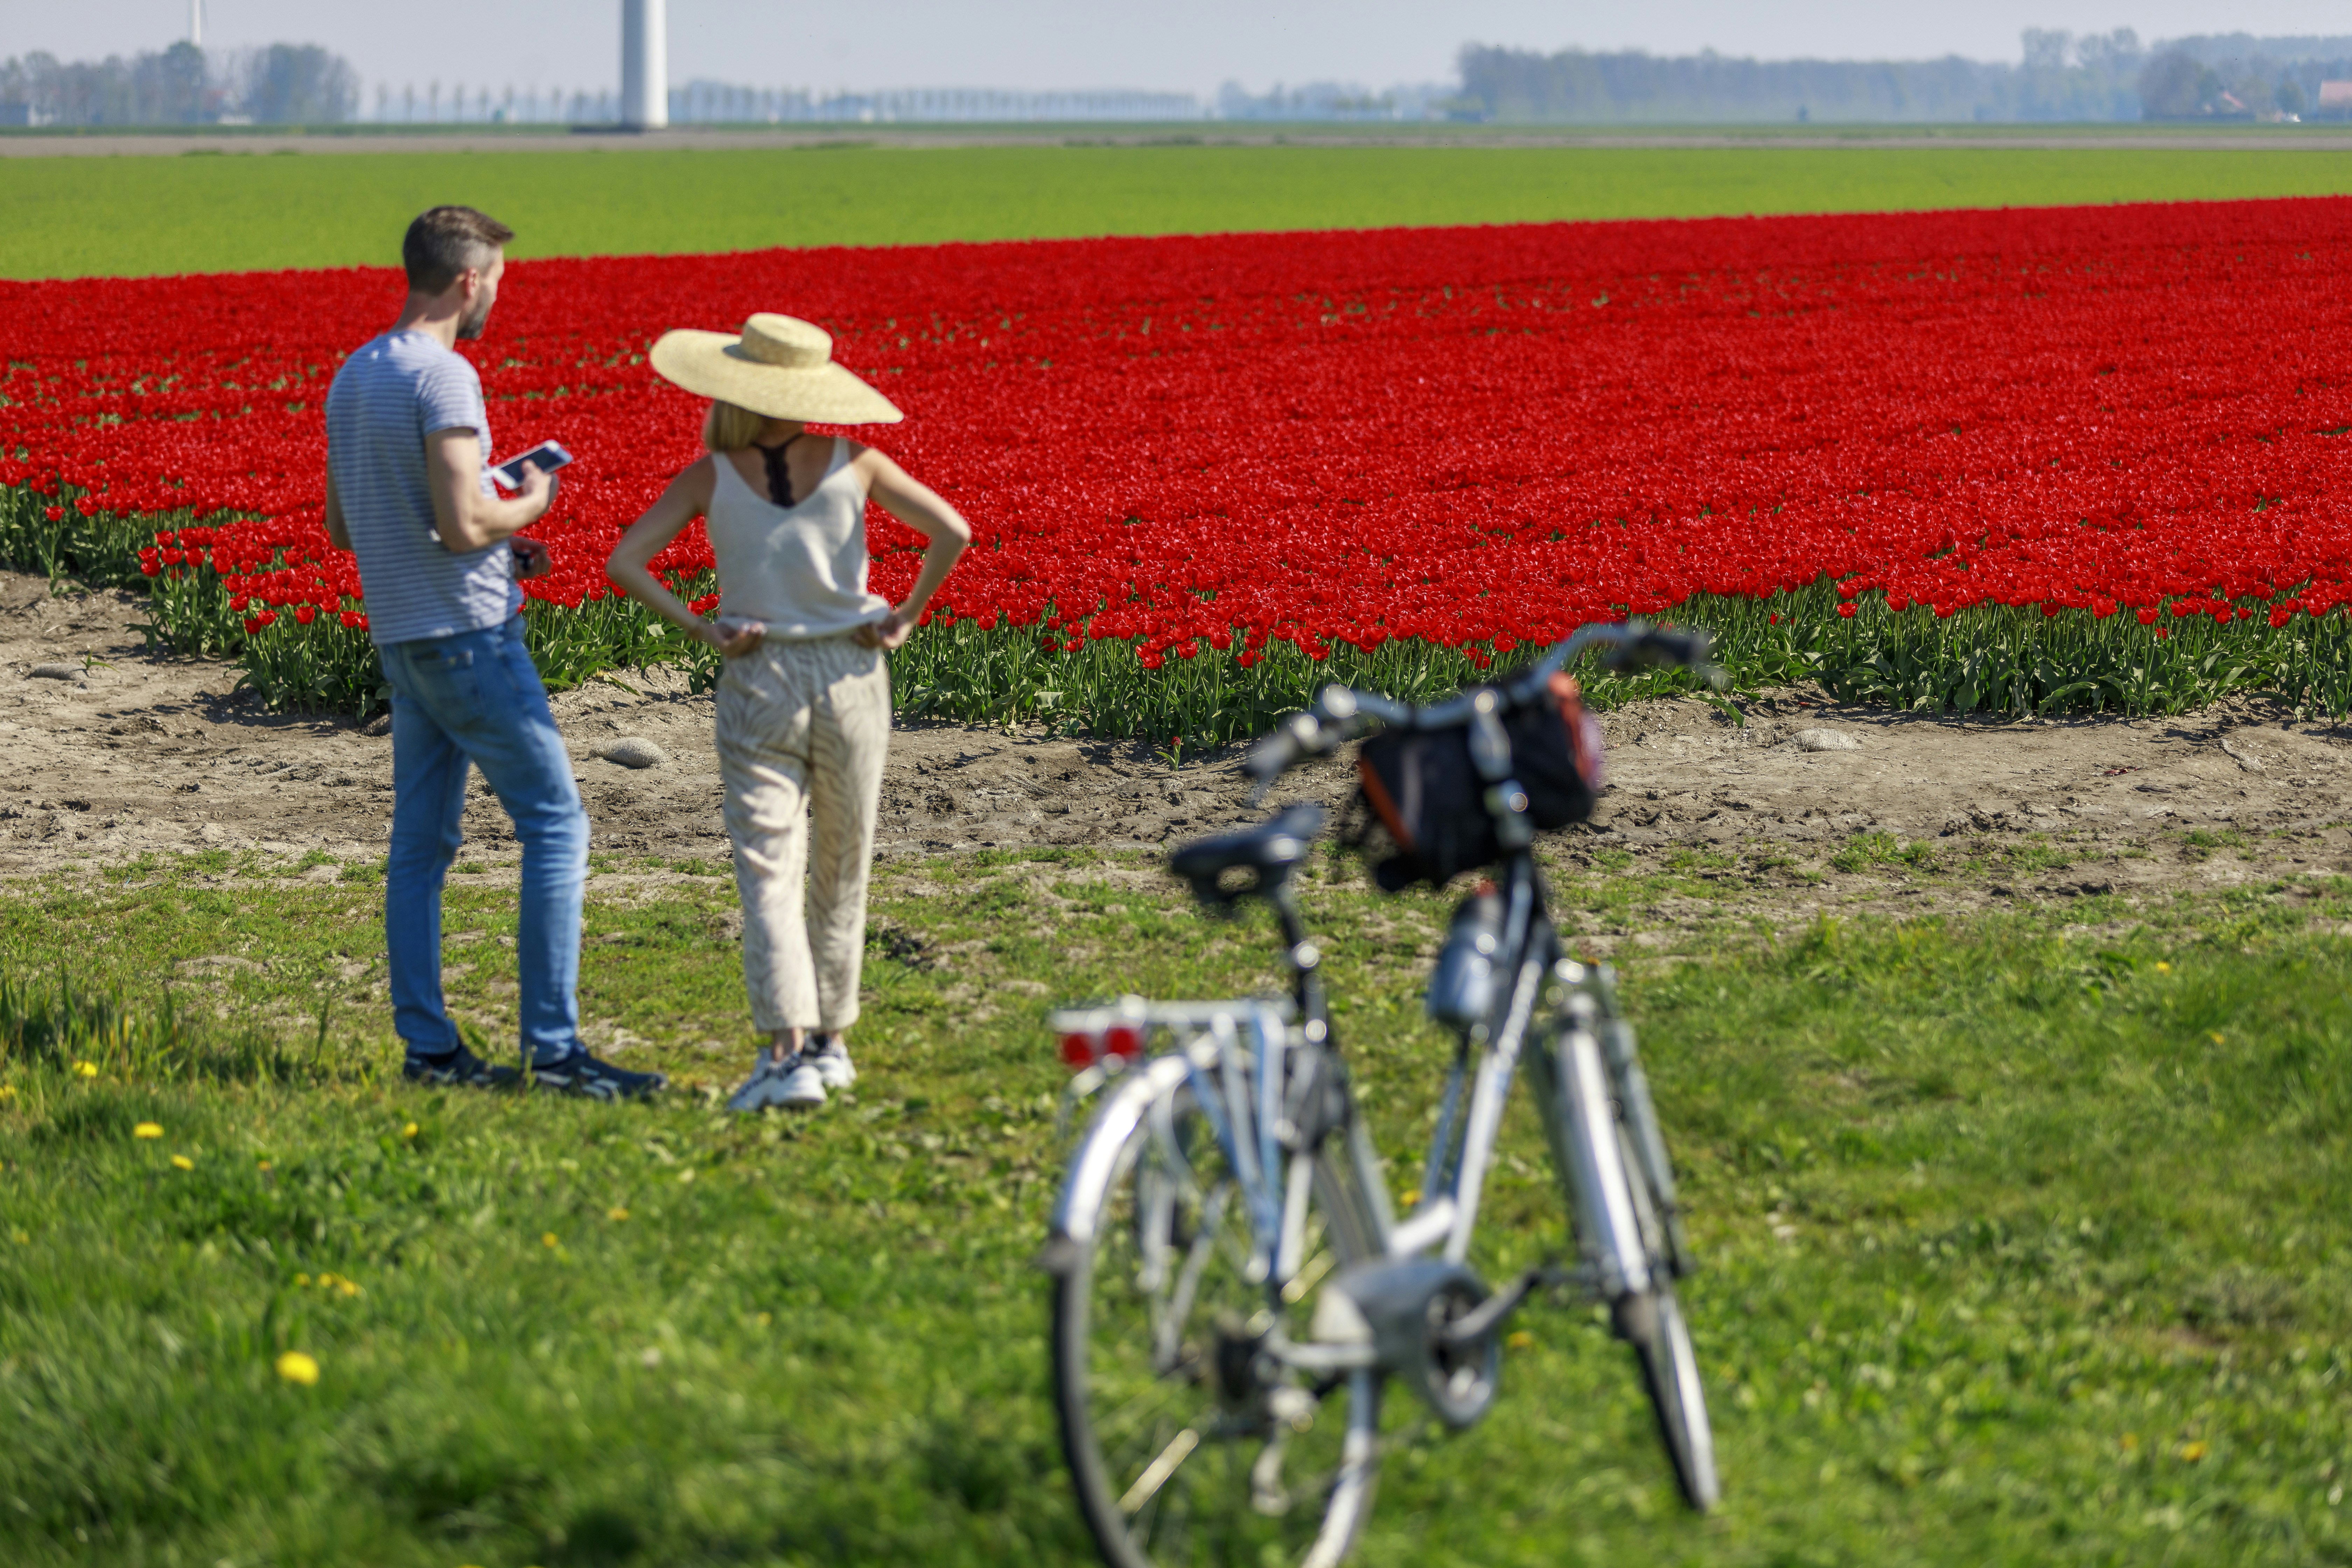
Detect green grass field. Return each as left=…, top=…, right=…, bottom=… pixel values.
left=8, top=135, right=2352, bottom=1565
left=11, top=143, right=2352, bottom=278
left=1, top=840, right=2347, bottom=1565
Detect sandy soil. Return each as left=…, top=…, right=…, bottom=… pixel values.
left=6, top=573, right=2351, bottom=923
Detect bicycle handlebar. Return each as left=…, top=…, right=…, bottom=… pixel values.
left=1242, top=618, right=1724, bottom=783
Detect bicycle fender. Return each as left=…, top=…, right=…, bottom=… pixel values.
left=1046, top=1052, right=1195, bottom=1251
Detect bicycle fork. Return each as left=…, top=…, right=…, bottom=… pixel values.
left=1524, top=979, right=1658, bottom=1302
left=1588, top=965, right=1695, bottom=1278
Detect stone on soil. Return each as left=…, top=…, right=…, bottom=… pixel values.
left=602, top=736, right=669, bottom=769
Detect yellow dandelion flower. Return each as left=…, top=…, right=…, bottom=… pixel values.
left=170, top=1154, right=194, bottom=1171
left=275, top=1351, right=320, bottom=1386
left=72, top=1061, right=98, bottom=1079
left=257, top=1160, right=272, bottom=1171
left=1506, top=1330, right=1535, bottom=1350
left=294, top=1273, right=310, bottom=1287
left=678, top=1168, right=696, bottom=1184
left=2208, top=1031, right=2225, bottom=1046
left=607, top=1206, right=630, bottom=1222
left=133, top=1122, right=163, bottom=1139
left=541, top=1232, right=559, bottom=1248
left=402, top=1122, right=419, bottom=1139
left=0, top=1085, right=19, bottom=1104
left=338, top=1279, right=361, bottom=1298
left=2154, top=961, right=2172, bottom=973
left=2179, top=1440, right=2210, bottom=1462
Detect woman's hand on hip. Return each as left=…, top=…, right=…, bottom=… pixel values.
left=706, top=616, right=766, bottom=658
left=854, top=608, right=915, bottom=652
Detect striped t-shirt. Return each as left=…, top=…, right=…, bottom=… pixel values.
left=324, top=330, right=518, bottom=646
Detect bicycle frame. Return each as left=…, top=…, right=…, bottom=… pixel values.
left=1050, top=835, right=1689, bottom=1365
left=1385, top=849, right=1688, bottom=1302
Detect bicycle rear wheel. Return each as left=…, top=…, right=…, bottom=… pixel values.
left=1050, top=1073, right=1386, bottom=1568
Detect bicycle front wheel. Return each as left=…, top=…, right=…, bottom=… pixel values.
left=1614, top=1281, right=1718, bottom=1510
left=1049, top=1069, right=1386, bottom=1568
left=1544, top=1023, right=1720, bottom=1511
left=1609, top=1063, right=1719, bottom=1511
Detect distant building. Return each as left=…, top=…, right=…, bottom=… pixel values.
left=2319, top=80, right=2352, bottom=117
left=0, top=102, right=51, bottom=126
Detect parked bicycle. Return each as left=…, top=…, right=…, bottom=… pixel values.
left=1038, top=620, right=1722, bottom=1568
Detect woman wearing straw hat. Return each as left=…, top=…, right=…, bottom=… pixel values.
left=607, top=314, right=970, bottom=1111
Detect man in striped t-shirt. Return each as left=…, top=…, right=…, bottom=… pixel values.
left=324, top=205, right=662, bottom=1101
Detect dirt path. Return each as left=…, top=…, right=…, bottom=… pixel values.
left=6, top=573, right=2350, bottom=924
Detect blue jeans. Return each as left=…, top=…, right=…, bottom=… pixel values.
left=378, top=616, right=587, bottom=1066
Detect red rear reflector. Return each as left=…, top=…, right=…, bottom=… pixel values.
left=1059, top=1031, right=1099, bottom=1068
left=1101, top=1024, right=1143, bottom=1061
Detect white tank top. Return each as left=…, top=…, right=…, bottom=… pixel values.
left=706, top=438, right=891, bottom=640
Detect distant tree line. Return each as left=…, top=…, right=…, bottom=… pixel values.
left=1456, top=30, right=2352, bottom=123
left=2140, top=35, right=2352, bottom=119
left=0, top=42, right=358, bottom=126
left=1215, top=80, right=1453, bottom=121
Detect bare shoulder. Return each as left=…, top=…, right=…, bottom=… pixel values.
left=677, top=452, right=720, bottom=500
left=845, top=439, right=913, bottom=483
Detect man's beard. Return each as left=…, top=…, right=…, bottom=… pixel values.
left=455, top=292, right=492, bottom=340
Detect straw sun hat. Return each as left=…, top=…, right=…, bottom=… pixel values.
left=648, top=313, right=903, bottom=425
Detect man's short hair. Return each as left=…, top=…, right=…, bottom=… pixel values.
left=402, top=206, right=515, bottom=294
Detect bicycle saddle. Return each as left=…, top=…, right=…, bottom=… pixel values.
left=1168, top=802, right=1325, bottom=906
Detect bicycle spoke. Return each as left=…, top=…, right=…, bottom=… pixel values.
left=1279, top=1244, right=1336, bottom=1306
left=1119, top=1425, right=1202, bottom=1514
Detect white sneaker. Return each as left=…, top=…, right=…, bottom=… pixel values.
left=805, top=1034, right=856, bottom=1089
left=727, top=1052, right=810, bottom=1113
left=776, top=1054, right=828, bottom=1108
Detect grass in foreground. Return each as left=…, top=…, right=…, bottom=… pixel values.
left=10, top=144, right=2352, bottom=279
left=0, top=849, right=2348, bottom=1565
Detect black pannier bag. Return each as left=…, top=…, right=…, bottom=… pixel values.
left=1353, top=672, right=1604, bottom=890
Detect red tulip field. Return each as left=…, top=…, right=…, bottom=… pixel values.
left=4, top=197, right=2350, bottom=734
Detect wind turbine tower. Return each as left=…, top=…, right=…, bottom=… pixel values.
left=188, top=0, right=203, bottom=48
left=620, top=0, right=668, bottom=128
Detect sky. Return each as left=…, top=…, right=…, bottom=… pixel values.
left=6, top=1, right=2351, bottom=96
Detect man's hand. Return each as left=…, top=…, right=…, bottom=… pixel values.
left=707, top=616, right=766, bottom=658
left=853, top=607, right=916, bottom=652
left=515, top=461, right=558, bottom=521
left=428, top=432, right=561, bottom=551
left=511, top=537, right=552, bottom=580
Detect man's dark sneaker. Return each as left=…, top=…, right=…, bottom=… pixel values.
left=526, top=1050, right=667, bottom=1102
left=402, top=1044, right=519, bottom=1089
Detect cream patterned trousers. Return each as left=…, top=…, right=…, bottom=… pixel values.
left=714, top=635, right=890, bottom=1034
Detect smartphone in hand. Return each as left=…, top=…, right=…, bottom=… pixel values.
left=490, top=440, right=574, bottom=490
